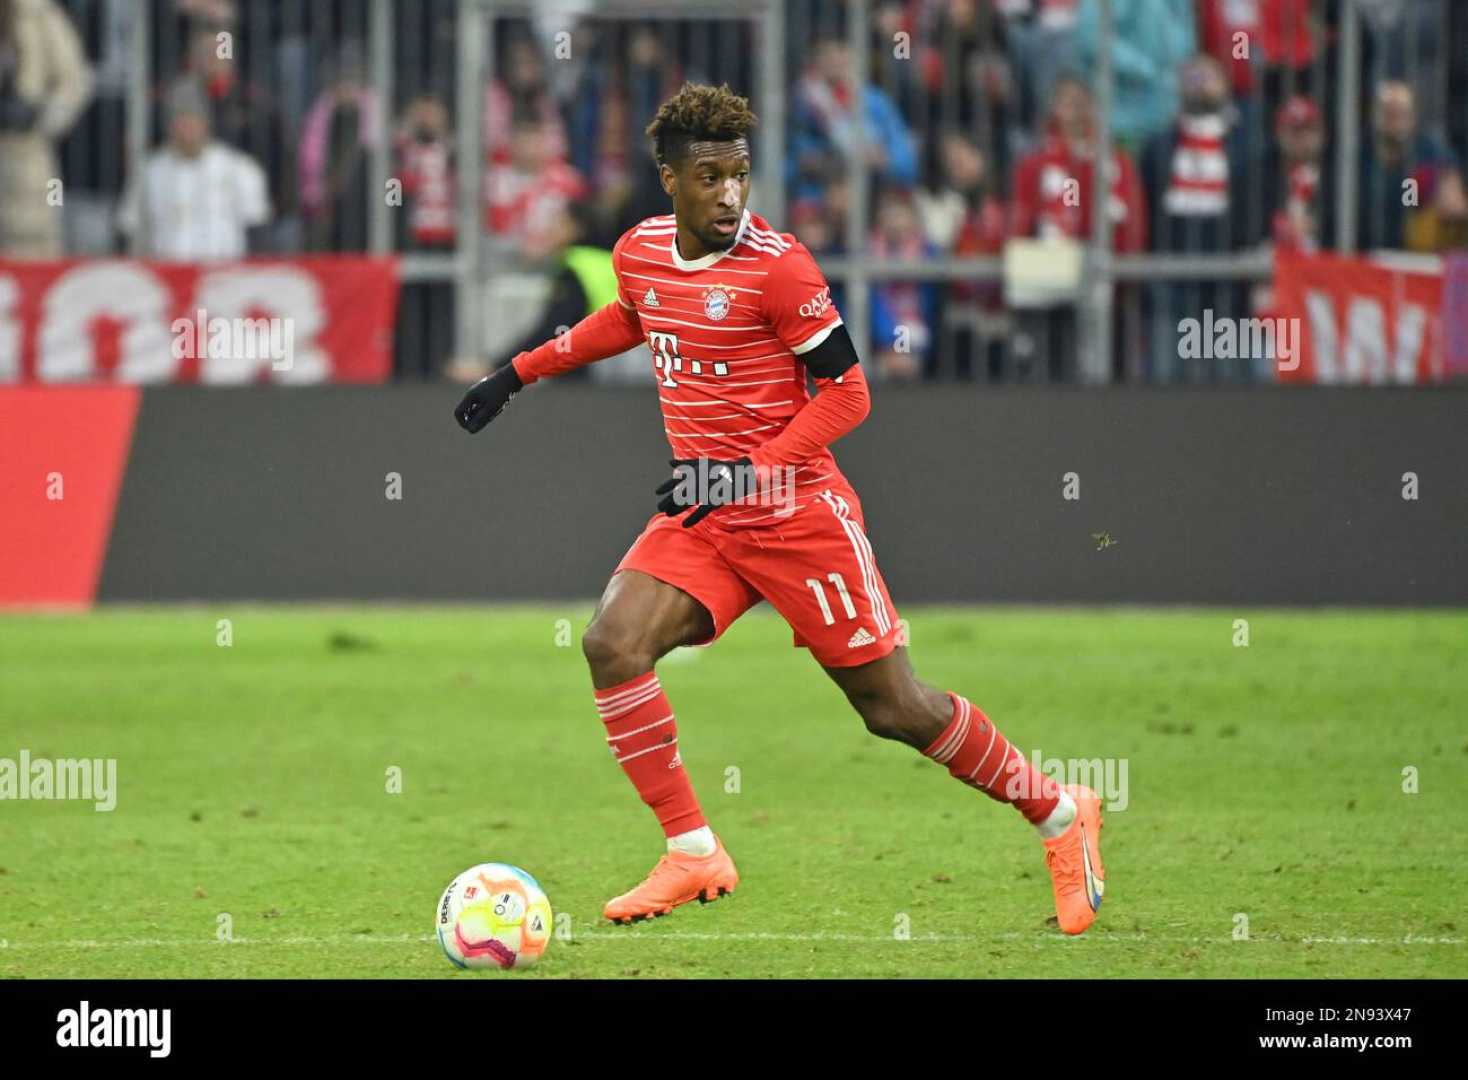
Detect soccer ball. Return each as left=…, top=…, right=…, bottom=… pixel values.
left=436, top=863, right=553, bottom=970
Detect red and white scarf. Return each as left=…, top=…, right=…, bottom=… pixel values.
left=1164, top=113, right=1230, bottom=217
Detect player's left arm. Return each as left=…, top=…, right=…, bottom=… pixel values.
left=747, top=245, right=871, bottom=471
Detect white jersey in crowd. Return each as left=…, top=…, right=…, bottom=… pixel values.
left=118, top=141, right=270, bottom=260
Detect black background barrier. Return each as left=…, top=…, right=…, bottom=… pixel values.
left=98, top=384, right=1468, bottom=605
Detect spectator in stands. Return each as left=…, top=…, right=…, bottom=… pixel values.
left=1011, top=74, right=1148, bottom=252
left=1194, top=0, right=1261, bottom=100
left=790, top=35, right=918, bottom=204
left=117, top=77, right=270, bottom=260
left=562, top=21, right=610, bottom=189
left=1141, top=54, right=1251, bottom=254
left=869, top=185, right=938, bottom=380
left=1358, top=0, right=1448, bottom=134
left=917, top=129, right=1010, bottom=380
left=1011, top=74, right=1146, bottom=382
left=583, top=92, right=637, bottom=230
left=485, top=107, right=588, bottom=257
left=994, top=0, right=1081, bottom=143
left=1193, top=0, right=1268, bottom=152
left=394, top=92, right=455, bottom=250
left=0, top=0, right=94, bottom=257
left=609, top=25, right=688, bottom=230
left=1358, top=80, right=1459, bottom=250
left=484, top=32, right=568, bottom=178
left=1256, top=0, right=1320, bottom=130
left=180, top=24, right=292, bottom=222
left=871, top=0, right=927, bottom=124
left=1192, top=1, right=1320, bottom=149
left=1142, top=54, right=1254, bottom=382
left=1248, top=93, right=1328, bottom=352
left=917, top=130, right=1008, bottom=254
left=298, top=40, right=380, bottom=251
left=1263, top=95, right=1328, bottom=253
left=916, top=0, right=1019, bottom=188
left=1074, top=0, right=1195, bottom=152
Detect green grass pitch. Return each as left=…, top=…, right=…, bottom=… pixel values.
left=1, top=605, right=1464, bottom=979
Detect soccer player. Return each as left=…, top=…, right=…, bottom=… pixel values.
left=454, top=84, right=1106, bottom=934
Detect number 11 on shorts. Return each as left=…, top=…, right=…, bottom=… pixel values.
left=805, top=573, right=857, bottom=626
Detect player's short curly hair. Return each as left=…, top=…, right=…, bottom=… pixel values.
left=645, top=82, right=758, bottom=167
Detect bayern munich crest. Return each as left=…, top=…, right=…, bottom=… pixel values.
left=702, top=286, right=732, bottom=321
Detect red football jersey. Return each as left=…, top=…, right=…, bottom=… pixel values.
left=612, top=209, right=848, bottom=527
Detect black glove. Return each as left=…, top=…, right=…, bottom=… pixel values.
left=655, top=457, right=754, bottom=529
left=453, top=362, right=523, bottom=433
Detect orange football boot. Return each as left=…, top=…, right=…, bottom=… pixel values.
left=1041, top=784, right=1106, bottom=935
left=603, top=835, right=739, bottom=924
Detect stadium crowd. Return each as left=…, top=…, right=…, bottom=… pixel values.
left=1, top=0, right=1464, bottom=380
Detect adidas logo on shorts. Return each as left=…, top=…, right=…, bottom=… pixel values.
left=847, top=627, right=876, bottom=648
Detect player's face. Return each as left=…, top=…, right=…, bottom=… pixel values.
left=666, top=139, right=752, bottom=255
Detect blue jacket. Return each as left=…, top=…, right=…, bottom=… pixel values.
left=790, top=83, right=918, bottom=202
left=1075, top=0, right=1196, bottom=145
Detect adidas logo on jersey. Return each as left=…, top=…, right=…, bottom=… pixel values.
left=847, top=627, right=876, bottom=648
left=642, top=287, right=660, bottom=307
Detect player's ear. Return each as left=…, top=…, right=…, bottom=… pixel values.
left=658, top=162, right=678, bottom=198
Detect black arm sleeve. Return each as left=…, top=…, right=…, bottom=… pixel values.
left=801, top=322, right=860, bottom=380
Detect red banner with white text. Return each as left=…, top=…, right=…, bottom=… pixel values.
left=0, top=256, right=399, bottom=384
left=1273, top=251, right=1444, bottom=384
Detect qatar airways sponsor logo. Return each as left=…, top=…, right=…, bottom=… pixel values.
left=799, top=286, right=832, bottom=319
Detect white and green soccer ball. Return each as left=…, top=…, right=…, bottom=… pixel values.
left=436, top=863, right=553, bottom=970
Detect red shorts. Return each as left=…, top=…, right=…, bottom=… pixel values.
left=615, top=481, right=903, bottom=668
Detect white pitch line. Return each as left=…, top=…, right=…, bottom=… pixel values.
left=0, top=932, right=1461, bottom=950
left=576, top=931, right=1464, bottom=946
left=0, top=935, right=433, bottom=950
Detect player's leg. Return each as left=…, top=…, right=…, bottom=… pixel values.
left=583, top=569, right=717, bottom=846
left=582, top=567, right=716, bottom=689
left=583, top=567, right=720, bottom=846
left=818, top=642, right=1078, bottom=849
left=584, top=569, right=743, bottom=922
left=820, top=635, right=1105, bottom=935
left=821, top=646, right=1071, bottom=828
left=588, top=514, right=762, bottom=922
left=726, top=486, right=1105, bottom=933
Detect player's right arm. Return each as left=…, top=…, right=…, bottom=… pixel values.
left=454, top=231, right=645, bottom=434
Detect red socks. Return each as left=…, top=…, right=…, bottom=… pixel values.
left=597, top=676, right=1055, bottom=834
left=924, top=692, right=1059, bottom=825
left=595, top=671, right=706, bottom=837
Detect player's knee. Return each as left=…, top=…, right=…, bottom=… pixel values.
left=848, top=682, right=945, bottom=747
left=847, top=689, right=908, bottom=743
left=581, top=618, right=656, bottom=679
